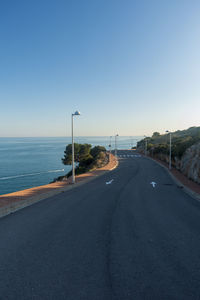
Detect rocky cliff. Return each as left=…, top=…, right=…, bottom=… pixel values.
left=152, top=142, right=200, bottom=184
left=180, top=142, right=200, bottom=184
left=137, top=126, right=200, bottom=185
left=142, top=142, right=200, bottom=185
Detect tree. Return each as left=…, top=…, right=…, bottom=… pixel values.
left=152, top=132, right=160, bottom=138
left=62, top=143, right=81, bottom=165
left=62, top=143, right=107, bottom=178
left=79, top=144, right=92, bottom=160
left=90, top=146, right=106, bottom=159
left=62, top=143, right=92, bottom=165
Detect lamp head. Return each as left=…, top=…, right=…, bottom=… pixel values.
left=73, top=111, right=81, bottom=116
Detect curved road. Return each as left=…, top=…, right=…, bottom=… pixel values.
left=0, top=150, right=200, bottom=299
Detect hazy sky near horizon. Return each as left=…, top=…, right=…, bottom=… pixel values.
left=1, top=0, right=200, bottom=137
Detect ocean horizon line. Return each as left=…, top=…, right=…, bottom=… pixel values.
left=0, top=135, right=143, bottom=138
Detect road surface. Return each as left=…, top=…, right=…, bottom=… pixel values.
left=0, top=150, right=200, bottom=299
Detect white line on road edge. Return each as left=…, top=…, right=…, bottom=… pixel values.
left=106, top=179, right=114, bottom=185
left=150, top=181, right=157, bottom=188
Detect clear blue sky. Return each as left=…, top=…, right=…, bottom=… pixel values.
left=1, top=0, right=200, bottom=137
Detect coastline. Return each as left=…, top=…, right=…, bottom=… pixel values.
left=0, top=136, right=138, bottom=196
left=0, top=153, right=118, bottom=218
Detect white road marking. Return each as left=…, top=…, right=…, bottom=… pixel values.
left=106, top=179, right=114, bottom=185
left=150, top=181, right=157, bottom=188
left=118, top=153, right=141, bottom=158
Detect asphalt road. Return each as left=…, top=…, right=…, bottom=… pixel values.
left=0, top=150, right=200, bottom=299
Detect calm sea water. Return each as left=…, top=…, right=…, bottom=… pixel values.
left=0, top=136, right=141, bottom=195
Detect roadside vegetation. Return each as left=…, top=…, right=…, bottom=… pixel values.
left=52, top=144, right=107, bottom=182
left=137, top=126, right=200, bottom=160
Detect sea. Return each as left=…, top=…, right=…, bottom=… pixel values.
left=0, top=136, right=142, bottom=195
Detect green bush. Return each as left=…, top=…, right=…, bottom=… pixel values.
left=62, top=143, right=107, bottom=177
left=137, top=126, right=200, bottom=159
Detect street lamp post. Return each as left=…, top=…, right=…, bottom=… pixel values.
left=115, top=134, right=119, bottom=157
left=71, top=111, right=81, bottom=184
left=144, top=135, right=148, bottom=156
left=109, top=136, right=112, bottom=154
left=145, top=140, right=147, bottom=156
left=130, top=136, right=133, bottom=149
left=166, top=130, right=172, bottom=170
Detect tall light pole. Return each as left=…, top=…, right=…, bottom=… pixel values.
left=166, top=130, right=172, bottom=170
left=72, top=111, right=81, bottom=184
left=130, top=136, right=135, bottom=149
left=115, top=134, right=119, bottom=157
left=130, top=136, right=133, bottom=149
left=144, top=135, right=148, bottom=156
left=109, top=136, right=112, bottom=154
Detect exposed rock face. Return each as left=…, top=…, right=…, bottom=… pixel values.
left=174, top=157, right=181, bottom=170
left=180, top=142, right=200, bottom=184
left=138, top=142, right=200, bottom=185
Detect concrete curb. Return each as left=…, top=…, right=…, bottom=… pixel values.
left=146, top=156, right=200, bottom=202
left=0, top=155, right=119, bottom=219
left=109, top=158, right=119, bottom=171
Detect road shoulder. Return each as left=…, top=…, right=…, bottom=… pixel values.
left=0, top=153, right=118, bottom=218
left=146, top=156, right=200, bottom=201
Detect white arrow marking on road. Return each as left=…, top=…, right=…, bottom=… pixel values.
left=106, top=179, right=114, bottom=185
left=150, top=182, right=157, bottom=188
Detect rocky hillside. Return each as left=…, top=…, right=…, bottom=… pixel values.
left=137, top=126, right=200, bottom=184
left=180, top=142, right=200, bottom=184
